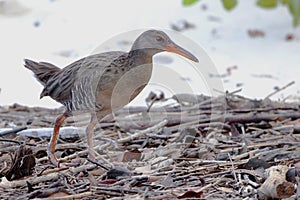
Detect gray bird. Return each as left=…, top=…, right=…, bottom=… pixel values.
left=24, top=29, right=199, bottom=167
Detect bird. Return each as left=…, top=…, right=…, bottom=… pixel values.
left=24, top=29, right=199, bottom=167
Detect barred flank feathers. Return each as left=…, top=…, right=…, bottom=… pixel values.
left=24, top=59, right=61, bottom=86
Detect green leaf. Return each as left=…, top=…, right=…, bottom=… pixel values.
left=221, top=0, right=238, bottom=11
left=284, top=0, right=300, bottom=26
left=281, top=0, right=290, bottom=4
left=257, top=0, right=278, bottom=8
left=182, top=0, right=200, bottom=6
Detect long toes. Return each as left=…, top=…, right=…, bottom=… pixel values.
left=87, top=150, right=96, bottom=161
left=47, top=147, right=59, bottom=167
left=49, top=154, right=59, bottom=167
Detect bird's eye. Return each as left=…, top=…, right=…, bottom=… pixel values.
left=156, top=36, right=164, bottom=42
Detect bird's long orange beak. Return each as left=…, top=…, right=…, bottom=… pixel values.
left=166, top=43, right=199, bottom=63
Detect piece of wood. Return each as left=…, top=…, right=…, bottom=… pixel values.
left=258, top=165, right=295, bottom=199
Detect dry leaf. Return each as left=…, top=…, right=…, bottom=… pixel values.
left=178, top=190, right=204, bottom=199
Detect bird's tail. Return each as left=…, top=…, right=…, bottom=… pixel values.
left=24, top=59, right=61, bottom=86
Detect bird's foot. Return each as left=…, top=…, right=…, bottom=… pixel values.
left=87, top=150, right=96, bottom=162
left=47, top=145, right=61, bottom=168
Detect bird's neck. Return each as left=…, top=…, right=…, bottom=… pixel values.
left=128, top=49, right=155, bottom=66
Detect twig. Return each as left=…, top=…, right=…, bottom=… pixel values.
left=0, top=172, right=61, bottom=188
left=28, top=187, right=70, bottom=199
left=264, top=81, right=295, bottom=99
left=213, top=88, right=243, bottom=96
left=228, top=153, right=238, bottom=183
left=87, top=158, right=110, bottom=171
left=217, top=111, right=300, bottom=124
left=93, top=186, right=139, bottom=194
left=0, top=138, right=21, bottom=145
left=37, top=191, right=92, bottom=200
left=0, top=127, right=27, bottom=136
left=0, top=138, right=37, bottom=146
left=197, top=175, right=225, bottom=192
left=69, top=164, right=97, bottom=174
left=117, top=119, right=168, bottom=143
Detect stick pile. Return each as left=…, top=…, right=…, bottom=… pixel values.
left=0, top=93, right=299, bottom=199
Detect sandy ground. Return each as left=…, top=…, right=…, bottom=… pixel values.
left=0, top=0, right=299, bottom=108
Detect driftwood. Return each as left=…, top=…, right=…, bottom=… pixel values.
left=0, top=94, right=299, bottom=199
left=258, top=165, right=295, bottom=199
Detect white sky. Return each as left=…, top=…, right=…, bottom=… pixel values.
left=0, top=0, right=299, bottom=108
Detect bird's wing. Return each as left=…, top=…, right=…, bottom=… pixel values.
left=41, top=51, right=127, bottom=109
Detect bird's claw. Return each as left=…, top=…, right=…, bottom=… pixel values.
left=47, top=145, right=60, bottom=168
left=87, top=149, right=96, bottom=162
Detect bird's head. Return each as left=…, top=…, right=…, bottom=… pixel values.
left=131, top=29, right=199, bottom=63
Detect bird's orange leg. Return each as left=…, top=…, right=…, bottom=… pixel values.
left=47, top=113, right=68, bottom=167
left=86, top=114, right=97, bottom=161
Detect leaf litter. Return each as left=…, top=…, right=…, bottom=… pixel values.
left=0, top=90, right=299, bottom=199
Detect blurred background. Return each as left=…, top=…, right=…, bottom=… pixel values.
left=0, top=0, right=299, bottom=108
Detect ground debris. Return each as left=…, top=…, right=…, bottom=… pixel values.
left=0, top=94, right=299, bottom=199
